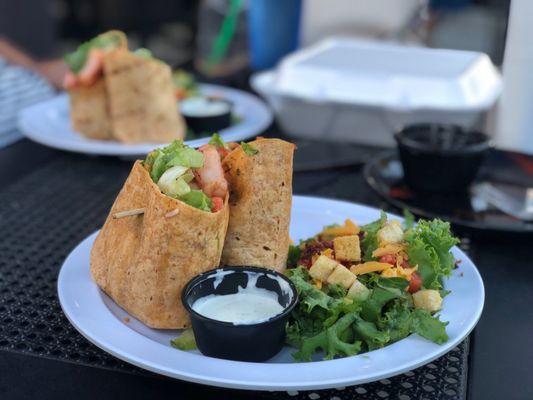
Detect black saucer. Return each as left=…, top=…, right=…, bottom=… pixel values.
left=364, top=149, right=533, bottom=234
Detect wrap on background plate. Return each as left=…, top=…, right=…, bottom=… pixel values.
left=64, top=30, right=185, bottom=143
left=90, top=140, right=229, bottom=329
left=69, top=78, right=112, bottom=140
left=65, top=31, right=127, bottom=140
left=221, top=138, right=295, bottom=272
left=104, top=49, right=185, bottom=143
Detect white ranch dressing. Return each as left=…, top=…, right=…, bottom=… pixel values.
left=211, top=269, right=234, bottom=290
left=193, top=271, right=289, bottom=325
left=180, top=97, right=231, bottom=117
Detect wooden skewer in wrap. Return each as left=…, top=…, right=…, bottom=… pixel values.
left=112, top=207, right=180, bottom=219
left=165, top=209, right=180, bottom=218
left=113, top=208, right=145, bottom=219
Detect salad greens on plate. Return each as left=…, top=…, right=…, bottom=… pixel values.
left=285, top=213, right=458, bottom=361
left=172, top=211, right=459, bottom=362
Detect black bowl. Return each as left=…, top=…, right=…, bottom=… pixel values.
left=180, top=96, right=233, bottom=134
left=395, top=123, right=490, bottom=193
left=181, top=267, right=298, bottom=362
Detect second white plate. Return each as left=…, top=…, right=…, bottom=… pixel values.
left=18, top=84, right=273, bottom=156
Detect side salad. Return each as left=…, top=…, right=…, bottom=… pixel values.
left=285, top=213, right=459, bottom=361
left=171, top=211, right=460, bottom=361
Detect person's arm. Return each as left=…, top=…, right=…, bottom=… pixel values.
left=0, top=37, right=36, bottom=69
left=0, top=36, right=67, bottom=88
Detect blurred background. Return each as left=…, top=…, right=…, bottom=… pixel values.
left=0, top=0, right=510, bottom=72
left=2, top=0, right=527, bottom=153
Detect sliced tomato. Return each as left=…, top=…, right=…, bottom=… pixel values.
left=408, top=272, right=422, bottom=293
left=211, top=196, right=224, bottom=212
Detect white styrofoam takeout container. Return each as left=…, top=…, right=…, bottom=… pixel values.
left=250, top=38, right=502, bottom=146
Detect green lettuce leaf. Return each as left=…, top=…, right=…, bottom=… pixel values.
left=376, top=300, right=449, bottom=345
left=172, top=70, right=198, bottom=93
left=241, top=142, right=258, bottom=156
left=360, top=211, right=387, bottom=261
left=209, top=133, right=226, bottom=148
left=170, top=329, right=197, bottom=350
left=406, top=238, right=440, bottom=289
left=378, top=299, right=414, bottom=342
left=377, top=277, right=410, bottom=290
left=179, top=190, right=213, bottom=212
left=405, top=219, right=459, bottom=289
left=323, top=298, right=360, bottom=327
left=64, top=31, right=125, bottom=73
left=361, top=286, right=406, bottom=323
left=167, top=147, right=205, bottom=169
left=287, top=244, right=301, bottom=268
left=133, top=48, right=152, bottom=58
left=288, top=305, right=331, bottom=340
left=292, top=312, right=362, bottom=361
left=353, top=315, right=390, bottom=351
left=149, top=149, right=168, bottom=182
left=412, top=309, right=449, bottom=344
left=324, top=283, right=347, bottom=299
left=403, top=209, right=415, bottom=229
left=288, top=268, right=331, bottom=312
left=144, top=141, right=204, bottom=183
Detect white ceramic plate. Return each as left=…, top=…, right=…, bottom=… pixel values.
left=57, top=196, right=484, bottom=391
left=17, top=84, right=273, bottom=156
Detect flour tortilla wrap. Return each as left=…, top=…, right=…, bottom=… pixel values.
left=103, top=50, right=185, bottom=143
left=90, top=161, right=229, bottom=329
left=67, top=30, right=128, bottom=140
left=221, top=138, right=294, bottom=272
left=69, top=78, right=112, bottom=140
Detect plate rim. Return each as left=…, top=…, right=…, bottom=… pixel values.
left=57, top=195, right=485, bottom=391
left=17, top=83, right=273, bottom=156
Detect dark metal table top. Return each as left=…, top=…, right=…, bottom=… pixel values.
left=0, top=138, right=531, bottom=400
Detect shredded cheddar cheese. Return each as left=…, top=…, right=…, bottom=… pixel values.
left=322, top=248, right=334, bottom=258
left=320, top=219, right=360, bottom=239
left=372, top=243, right=405, bottom=258
left=381, top=265, right=418, bottom=280
left=350, top=262, right=392, bottom=275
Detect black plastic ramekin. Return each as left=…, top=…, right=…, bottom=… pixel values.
left=181, top=97, right=233, bottom=134
left=395, top=123, right=490, bottom=193
left=182, top=267, right=298, bottom=362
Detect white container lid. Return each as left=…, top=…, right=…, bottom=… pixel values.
left=272, top=38, right=502, bottom=112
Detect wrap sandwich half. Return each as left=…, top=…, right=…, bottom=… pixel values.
left=104, top=49, right=185, bottom=143
left=65, top=31, right=127, bottom=140
left=218, top=137, right=295, bottom=272
left=90, top=140, right=229, bottom=328
left=63, top=30, right=185, bottom=143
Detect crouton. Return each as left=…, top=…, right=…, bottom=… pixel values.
left=412, top=290, right=443, bottom=312
left=333, top=235, right=361, bottom=262
left=326, top=264, right=356, bottom=289
left=377, top=220, right=404, bottom=246
left=309, top=255, right=338, bottom=282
